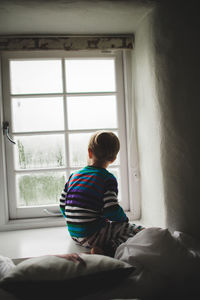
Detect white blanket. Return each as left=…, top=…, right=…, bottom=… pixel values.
left=0, top=256, right=15, bottom=280
left=1, top=228, right=200, bottom=299
left=114, top=227, right=200, bottom=297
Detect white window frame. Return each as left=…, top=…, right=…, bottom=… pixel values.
left=0, top=49, right=140, bottom=230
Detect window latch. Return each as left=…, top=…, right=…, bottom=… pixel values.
left=43, top=208, right=62, bottom=217
left=2, top=121, right=16, bottom=144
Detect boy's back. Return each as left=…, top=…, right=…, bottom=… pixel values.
left=60, top=165, right=122, bottom=238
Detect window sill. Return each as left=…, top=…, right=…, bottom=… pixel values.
left=0, top=226, right=88, bottom=263
left=0, top=216, right=66, bottom=231
left=0, top=211, right=137, bottom=232
left=0, top=214, right=143, bottom=262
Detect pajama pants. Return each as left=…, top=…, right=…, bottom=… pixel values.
left=71, top=222, right=144, bottom=257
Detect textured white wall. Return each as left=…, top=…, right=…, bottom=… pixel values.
left=134, top=3, right=200, bottom=237
left=133, top=10, right=166, bottom=228
left=152, top=3, right=200, bottom=237
left=0, top=0, right=152, bottom=35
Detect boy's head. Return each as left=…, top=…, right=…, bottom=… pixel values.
left=88, top=131, right=120, bottom=164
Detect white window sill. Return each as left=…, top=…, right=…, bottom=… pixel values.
left=0, top=226, right=87, bottom=263
left=0, top=211, right=137, bottom=231
left=0, top=214, right=143, bottom=263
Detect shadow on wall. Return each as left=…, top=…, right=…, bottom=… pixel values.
left=153, top=2, right=200, bottom=238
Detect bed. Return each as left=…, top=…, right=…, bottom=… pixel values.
left=0, top=227, right=200, bottom=299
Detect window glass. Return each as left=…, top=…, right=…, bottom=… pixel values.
left=67, top=95, right=117, bottom=130
left=65, top=59, right=116, bottom=93
left=14, top=135, right=65, bottom=169
left=68, top=133, right=91, bottom=167
left=16, top=172, right=66, bottom=207
left=12, top=97, right=64, bottom=132
left=107, top=168, right=121, bottom=202
left=10, top=60, right=63, bottom=94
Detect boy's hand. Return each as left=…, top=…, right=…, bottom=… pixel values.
left=55, top=253, right=85, bottom=264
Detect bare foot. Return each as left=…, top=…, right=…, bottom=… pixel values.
left=90, top=247, right=104, bottom=255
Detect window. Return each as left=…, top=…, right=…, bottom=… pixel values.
left=1, top=50, right=137, bottom=223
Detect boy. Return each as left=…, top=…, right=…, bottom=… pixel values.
left=60, top=131, right=143, bottom=256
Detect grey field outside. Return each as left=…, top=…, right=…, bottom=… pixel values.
left=16, top=135, right=119, bottom=207
left=16, top=135, right=88, bottom=207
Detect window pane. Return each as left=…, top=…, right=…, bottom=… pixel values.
left=67, top=96, right=117, bottom=130
left=14, top=135, right=65, bottom=169
left=65, top=59, right=116, bottom=93
left=107, top=168, right=121, bottom=202
left=12, top=97, right=64, bottom=132
left=10, top=60, right=62, bottom=94
left=69, top=133, right=91, bottom=167
left=16, top=172, right=66, bottom=207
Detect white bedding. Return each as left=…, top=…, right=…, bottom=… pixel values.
left=74, top=227, right=200, bottom=299
left=1, top=227, right=200, bottom=299
left=114, top=227, right=200, bottom=298
left=81, top=228, right=200, bottom=299
left=0, top=256, right=15, bottom=280
left=116, top=228, right=200, bottom=274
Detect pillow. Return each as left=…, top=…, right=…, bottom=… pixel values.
left=0, top=254, right=134, bottom=300
left=115, top=227, right=200, bottom=285
left=0, top=256, right=16, bottom=280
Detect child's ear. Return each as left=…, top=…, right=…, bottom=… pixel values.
left=88, top=148, right=93, bottom=159
left=110, top=156, right=116, bottom=163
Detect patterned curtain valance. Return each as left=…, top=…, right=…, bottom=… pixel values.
left=0, top=36, right=134, bottom=51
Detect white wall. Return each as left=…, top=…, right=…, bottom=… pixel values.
left=153, top=3, right=200, bottom=238
left=0, top=0, right=152, bottom=35
left=133, top=3, right=200, bottom=238
left=132, top=10, right=166, bottom=228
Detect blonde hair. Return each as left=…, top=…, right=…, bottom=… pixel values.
left=88, top=131, right=120, bottom=163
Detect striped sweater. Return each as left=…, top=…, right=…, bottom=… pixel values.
left=59, top=166, right=128, bottom=238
